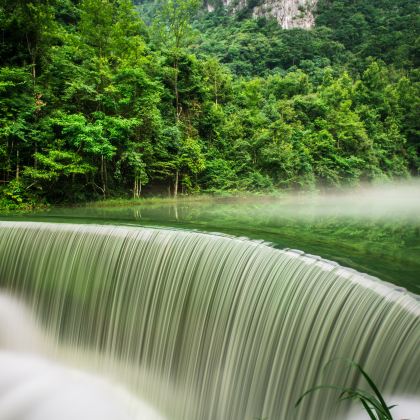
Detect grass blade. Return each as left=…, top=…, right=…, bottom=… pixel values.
left=360, top=398, right=378, bottom=420
left=296, top=359, right=395, bottom=420
left=295, top=385, right=345, bottom=407
left=352, top=362, right=393, bottom=418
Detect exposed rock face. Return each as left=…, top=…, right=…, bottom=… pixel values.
left=252, top=0, right=318, bottom=29
left=207, top=0, right=318, bottom=29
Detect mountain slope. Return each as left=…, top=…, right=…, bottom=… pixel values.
left=188, top=0, right=419, bottom=76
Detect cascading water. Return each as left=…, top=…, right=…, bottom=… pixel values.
left=0, top=221, right=419, bottom=419
left=0, top=350, right=165, bottom=420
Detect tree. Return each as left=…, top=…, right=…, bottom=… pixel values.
left=156, top=0, right=201, bottom=120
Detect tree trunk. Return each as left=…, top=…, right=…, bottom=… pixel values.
left=104, top=160, right=108, bottom=194
left=101, top=155, right=106, bottom=199
left=16, top=150, right=20, bottom=181
left=32, top=60, right=36, bottom=90
left=174, top=59, right=180, bottom=121
left=133, top=177, right=141, bottom=199
left=7, top=140, right=12, bottom=182
left=174, top=169, right=179, bottom=198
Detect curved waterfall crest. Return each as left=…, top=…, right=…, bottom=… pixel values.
left=0, top=221, right=419, bottom=420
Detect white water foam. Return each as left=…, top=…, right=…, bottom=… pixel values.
left=0, top=293, right=165, bottom=420
left=347, top=396, right=420, bottom=420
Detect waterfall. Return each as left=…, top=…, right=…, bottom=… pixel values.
left=0, top=222, right=419, bottom=419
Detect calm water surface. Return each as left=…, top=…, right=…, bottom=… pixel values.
left=2, top=186, right=419, bottom=294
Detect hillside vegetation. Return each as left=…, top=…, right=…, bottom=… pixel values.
left=0, top=0, right=419, bottom=208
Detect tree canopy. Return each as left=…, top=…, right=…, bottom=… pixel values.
left=0, top=0, right=418, bottom=208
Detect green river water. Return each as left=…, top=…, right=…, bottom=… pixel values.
left=2, top=189, right=419, bottom=294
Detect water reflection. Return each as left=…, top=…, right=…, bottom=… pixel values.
left=2, top=183, right=420, bottom=293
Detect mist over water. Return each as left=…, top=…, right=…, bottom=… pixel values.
left=0, top=352, right=166, bottom=420
left=26, top=180, right=420, bottom=220
left=257, top=182, right=420, bottom=219
left=0, top=293, right=45, bottom=353
left=0, top=293, right=165, bottom=420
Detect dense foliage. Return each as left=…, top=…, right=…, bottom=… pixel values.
left=192, top=0, right=419, bottom=75
left=0, top=0, right=419, bottom=207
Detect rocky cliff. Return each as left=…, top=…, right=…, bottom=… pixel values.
left=207, top=0, right=318, bottom=29
left=253, top=0, right=317, bottom=29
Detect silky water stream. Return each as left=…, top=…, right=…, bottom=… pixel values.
left=0, top=221, right=418, bottom=419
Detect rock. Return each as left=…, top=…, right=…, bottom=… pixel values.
left=206, top=0, right=318, bottom=29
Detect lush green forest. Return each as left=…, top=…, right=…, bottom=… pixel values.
left=191, top=0, right=419, bottom=75
left=0, top=0, right=419, bottom=208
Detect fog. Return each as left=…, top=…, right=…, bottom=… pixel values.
left=271, top=181, right=420, bottom=220
left=0, top=293, right=165, bottom=420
